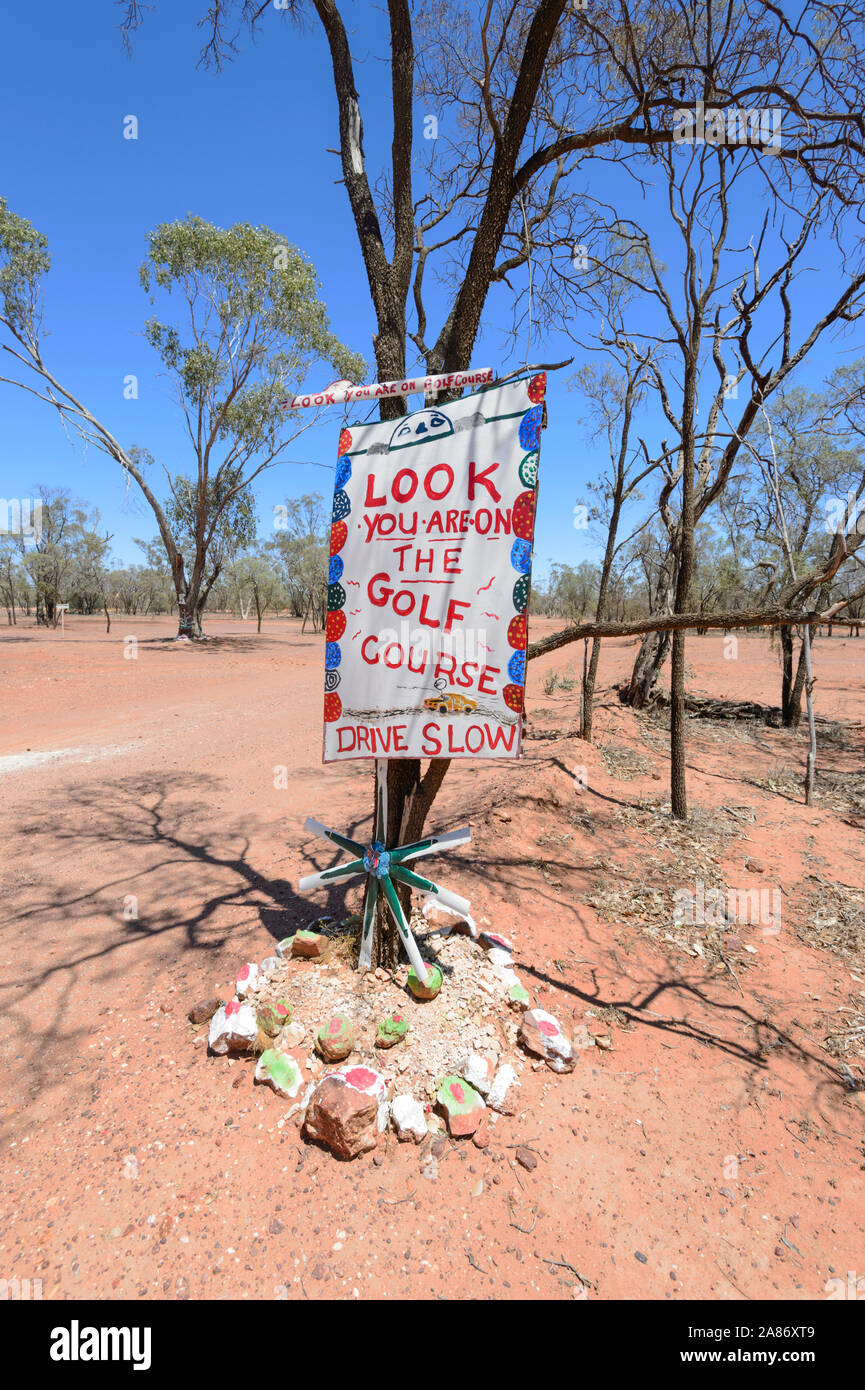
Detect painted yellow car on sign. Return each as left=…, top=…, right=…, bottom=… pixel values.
left=423, top=692, right=478, bottom=715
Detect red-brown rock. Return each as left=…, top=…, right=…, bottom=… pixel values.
left=303, top=1074, right=378, bottom=1159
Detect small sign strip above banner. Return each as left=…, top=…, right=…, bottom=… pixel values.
left=289, top=367, right=493, bottom=410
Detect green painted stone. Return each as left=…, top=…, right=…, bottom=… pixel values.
left=255, top=1048, right=303, bottom=1099
left=276, top=935, right=295, bottom=958
left=436, top=1074, right=485, bottom=1136
left=407, top=963, right=443, bottom=1000
left=316, top=1012, right=354, bottom=1061
left=519, top=450, right=539, bottom=488
left=375, top=1011, right=409, bottom=1049
left=507, top=982, right=530, bottom=1011
left=258, top=998, right=293, bottom=1036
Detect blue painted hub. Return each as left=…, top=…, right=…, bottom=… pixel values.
left=363, top=841, right=391, bottom=878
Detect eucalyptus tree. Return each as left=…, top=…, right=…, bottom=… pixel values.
left=0, top=204, right=364, bottom=637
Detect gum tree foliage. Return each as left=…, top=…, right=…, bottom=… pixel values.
left=267, top=494, right=331, bottom=632
left=0, top=203, right=364, bottom=637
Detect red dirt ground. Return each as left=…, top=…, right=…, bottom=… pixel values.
left=1, top=615, right=864, bottom=1301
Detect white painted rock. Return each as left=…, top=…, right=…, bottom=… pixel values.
left=234, top=963, right=260, bottom=998
left=487, top=1064, right=520, bottom=1114
left=260, top=955, right=280, bottom=975
left=486, top=946, right=514, bottom=970
left=275, top=936, right=295, bottom=958
left=422, top=900, right=478, bottom=938
left=459, top=1052, right=495, bottom=1097
left=519, top=1008, right=576, bottom=1073
left=377, top=1100, right=391, bottom=1134
left=208, top=1000, right=258, bottom=1054
left=391, top=1095, right=427, bottom=1143
left=255, top=1049, right=304, bottom=1098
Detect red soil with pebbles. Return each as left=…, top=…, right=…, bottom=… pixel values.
left=1, top=615, right=863, bottom=1300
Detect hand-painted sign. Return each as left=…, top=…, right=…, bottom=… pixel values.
left=289, top=367, right=492, bottom=410
left=322, top=373, right=546, bottom=761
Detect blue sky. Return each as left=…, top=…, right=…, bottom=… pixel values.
left=1, top=2, right=862, bottom=581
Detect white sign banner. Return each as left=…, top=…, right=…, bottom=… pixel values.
left=289, top=367, right=493, bottom=410
left=321, top=374, right=547, bottom=762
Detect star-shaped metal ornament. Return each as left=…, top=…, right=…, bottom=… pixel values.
left=299, top=764, right=471, bottom=985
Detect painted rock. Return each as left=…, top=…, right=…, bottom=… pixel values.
left=337, top=428, right=352, bottom=455
left=255, top=1049, right=304, bottom=1099
left=293, top=929, right=330, bottom=959
left=527, top=372, right=547, bottom=404
left=391, top=1095, right=427, bottom=1144
left=512, top=573, right=529, bottom=612
left=510, top=537, right=532, bottom=574
left=323, top=692, right=342, bottom=723
left=507, top=649, right=526, bottom=686
left=507, top=614, right=527, bottom=651
left=325, top=609, right=346, bottom=643
left=327, top=580, right=346, bottom=610
left=518, top=404, right=543, bottom=450
left=303, top=1074, right=378, bottom=1159
left=459, top=1052, right=495, bottom=1097
left=234, top=962, right=259, bottom=999
left=512, top=490, right=536, bottom=542
left=503, top=683, right=524, bottom=714
left=480, top=930, right=514, bottom=953
left=436, top=1075, right=486, bottom=1137
left=407, top=962, right=443, bottom=1000
left=487, top=1064, right=520, bottom=1115
left=332, top=489, right=350, bottom=522
left=519, top=1008, right=576, bottom=1073
left=275, top=935, right=295, bottom=958
left=187, top=996, right=222, bottom=1025
left=316, top=1013, right=355, bottom=1062
left=260, top=956, right=280, bottom=974
left=487, top=945, right=514, bottom=970
left=258, top=998, right=292, bottom=1037
left=507, top=981, right=530, bottom=1011
left=334, top=1064, right=387, bottom=1101
left=335, top=455, right=352, bottom=489
left=274, top=1019, right=305, bottom=1050
left=208, top=1001, right=258, bottom=1055
left=519, top=450, right=539, bottom=489
left=375, top=1011, right=409, bottom=1049
left=330, top=519, right=348, bottom=557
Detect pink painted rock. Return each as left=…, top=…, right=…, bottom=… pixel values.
left=519, top=1008, right=576, bottom=1073
left=316, top=1013, right=355, bottom=1062
left=480, top=931, right=515, bottom=953
left=303, top=1072, right=380, bottom=1159
left=257, top=998, right=292, bottom=1037
left=375, top=1011, right=409, bottom=1049
left=208, top=1000, right=258, bottom=1054
left=436, top=1074, right=486, bottom=1137
left=234, top=962, right=259, bottom=998
left=293, top=930, right=330, bottom=959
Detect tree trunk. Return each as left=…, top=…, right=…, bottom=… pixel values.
left=623, top=553, right=676, bottom=707
left=788, top=634, right=809, bottom=730
left=780, top=623, right=795, bottom=725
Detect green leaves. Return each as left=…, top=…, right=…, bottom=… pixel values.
left=0, top=197, right=51, bottom=338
